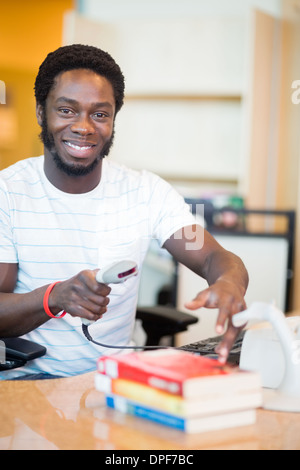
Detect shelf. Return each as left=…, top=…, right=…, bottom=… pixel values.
left=159, top=173, right=239, bottom=185
left=125, top=94, right=242, bottom=102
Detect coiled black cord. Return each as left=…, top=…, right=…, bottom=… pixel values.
left=82, top=324, right=193, bottom=351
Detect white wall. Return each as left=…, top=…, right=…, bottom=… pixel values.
left=78, top=0, right=282, bottom=20
left=64, top=11, right=249, bottom=186
left=66, top=2, right=283, bottom=191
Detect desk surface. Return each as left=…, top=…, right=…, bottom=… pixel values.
left=1, top=372, right=300, bottom=450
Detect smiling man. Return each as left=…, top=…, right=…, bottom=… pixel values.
left=0, top=45, right=248, bottom=380
left=39, top=70, right=116, bottom=183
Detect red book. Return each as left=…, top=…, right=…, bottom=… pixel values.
left=97, top=349, right=260, bottom=399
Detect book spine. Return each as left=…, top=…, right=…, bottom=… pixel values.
left=105, top=394, right=185, bottom=431
left=95, top=374, right=263, bottom=417
left=97, top=358, right=184, bottom=396
left=105, top=394, right=257, bottom=434
left=95, top=374, right=185, bottom=415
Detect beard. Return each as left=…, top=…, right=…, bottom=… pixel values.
left=39, top=115, right=115, bottom=177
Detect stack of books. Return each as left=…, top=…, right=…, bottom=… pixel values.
left=95, top=349, right=262, bottom=434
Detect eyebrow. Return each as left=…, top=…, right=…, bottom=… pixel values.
left=55, top=96, right=114, bottom=110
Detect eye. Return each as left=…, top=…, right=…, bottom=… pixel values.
left=58, top=108, right=75, bottom=117
left=58, top=108, right=74, bottom=115
left=93, top=112, right=108, bottom=120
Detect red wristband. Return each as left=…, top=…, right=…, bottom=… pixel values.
left=43, top=282, right=66, bottom=319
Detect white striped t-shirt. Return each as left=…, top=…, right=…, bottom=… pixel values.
left=0, top=155, right=196, bottom=379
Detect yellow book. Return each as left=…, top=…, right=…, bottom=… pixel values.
left=95, top=374, right=262, bottom=417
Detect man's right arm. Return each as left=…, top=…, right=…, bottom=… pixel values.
left=0, top=262, right=51, bottom=337
left=0, top=263, right=111, bottom=337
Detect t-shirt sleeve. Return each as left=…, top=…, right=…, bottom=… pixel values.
left=145, top=172, right=202, bottom=247
left=0, top=180, right=18, bottom=263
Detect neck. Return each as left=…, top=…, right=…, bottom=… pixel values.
left=43, top=149, right=103, bottom=194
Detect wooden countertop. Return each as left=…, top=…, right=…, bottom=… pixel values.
left=1, top=371, right=300, bottom=450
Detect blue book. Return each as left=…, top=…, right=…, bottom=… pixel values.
left=105, top=394, right=256, bottom=434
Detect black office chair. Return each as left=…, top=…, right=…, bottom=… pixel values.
left=136, top=305, right=198, bottom=346
left=0, top=306, right=198, bottom=371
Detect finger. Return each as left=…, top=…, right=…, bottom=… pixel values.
left=95, top=283, right=112, bottom=298
left=80, top=293, right=110, bottom=314
left=64, top=291, right=110, bottom=321
left=215, top=323, right=243, bottom=363
left=69, top=275, right=111, bottom=309
left=63, top=302, right=106, bottom=322
left=215, top=298, right=246, bottom=334
left=184, top=288, right=218, bottom=310
left=79, top=270, right=111, bottom=296
left=92, top=270, right=112, bottom=293
left=215, top=302, right=232, bottom=335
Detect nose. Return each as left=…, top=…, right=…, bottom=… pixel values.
left=70, top=113, right=95, bottom=136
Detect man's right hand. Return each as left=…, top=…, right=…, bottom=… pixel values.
left=47, top=269, right=111, bottom=323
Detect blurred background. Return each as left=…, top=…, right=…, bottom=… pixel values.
left=0, top=0, right=299, bottom=342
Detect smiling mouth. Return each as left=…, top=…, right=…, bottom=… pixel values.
left=64, top=141, right=95, bottom=151
left=62, top=140, right=98, bottom=159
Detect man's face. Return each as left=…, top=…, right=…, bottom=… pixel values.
left=36, top=69, right=116, bottom=176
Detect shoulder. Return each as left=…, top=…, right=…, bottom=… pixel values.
left=103, top=159, right=171, bottom=193
left=0, top=156, right=43, bottom=186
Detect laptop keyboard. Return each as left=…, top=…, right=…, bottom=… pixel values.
left=179, top=331, right=245, bottom=365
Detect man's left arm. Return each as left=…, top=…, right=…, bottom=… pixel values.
left=163, top=224, right=248, bottom=363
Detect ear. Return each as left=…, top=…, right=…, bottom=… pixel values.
left=36, top=103, right=44, bottom=126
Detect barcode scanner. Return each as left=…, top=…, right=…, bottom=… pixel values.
left=81, top=260, right=202, bottom=352
left=81, top=260, right=138, bottom=327
left=95, top=260, right=138, bottom=285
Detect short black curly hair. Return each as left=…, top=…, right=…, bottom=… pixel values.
left=34, top=44, right=125, bottom=115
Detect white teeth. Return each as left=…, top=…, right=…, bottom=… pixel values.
left=65, top=142, right=92, bottom=151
